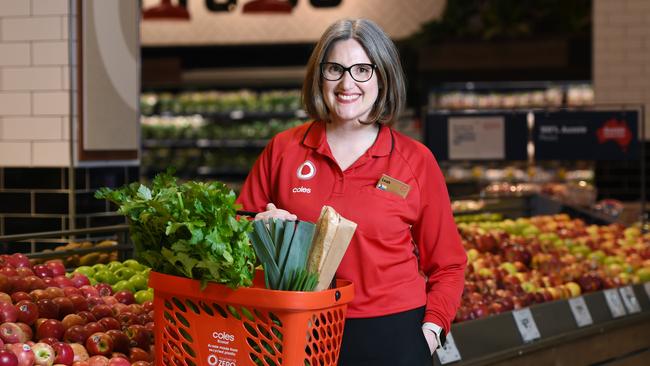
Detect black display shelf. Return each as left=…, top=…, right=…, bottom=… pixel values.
left=435, top=284, right=650, bottom=365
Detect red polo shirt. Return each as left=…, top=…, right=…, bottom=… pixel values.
left=237, top=121, right=466, bottom=333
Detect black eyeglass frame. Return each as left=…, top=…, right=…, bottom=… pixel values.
left=320, top=62, right=377, bottom=82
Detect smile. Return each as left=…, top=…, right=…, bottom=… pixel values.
left=336, top=93, right=360, bottom=103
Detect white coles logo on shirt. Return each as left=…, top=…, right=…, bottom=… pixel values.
left=296, top=160, right=316, bottom=180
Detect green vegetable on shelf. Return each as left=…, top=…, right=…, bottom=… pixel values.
left=94, top=169, right=256, bottom=289
left=248, top=219, right=319, bottom=291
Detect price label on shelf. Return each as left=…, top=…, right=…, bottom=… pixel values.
left=604, top=289, right=627, bottom=318
left=618, top=286, right=641, bottom=314
left=568, top=296, right=593, bottom=327
left=512, top=308, right=541, bottom=342
left=644, top=283, right=650, bottom=301
left=436, top=332, right=461, bottom=364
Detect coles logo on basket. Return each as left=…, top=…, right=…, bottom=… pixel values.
left=207, top=354, right=236, bottom=366
left=296, top=160, right=316, bottom=180
left=213, top=331, right=235, bottom=343
left=292, top=186, right=311, bottom=194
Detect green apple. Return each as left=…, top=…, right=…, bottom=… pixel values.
left=112, top=279, right=136, bottom=293
left=123, top=259, right=145, bottom=271
left=92, top=263, right=107, bottom=273
left=75, top=266, right=96, bottom=278
left=114, top=267, right=136, bottom=281
left=107, top=261, right=124, bottom=272
left=95, top=270, right=118, bottom=285
left=134, top=289, right=154, bottom=304
left=128, top=274, right=148, bottom=291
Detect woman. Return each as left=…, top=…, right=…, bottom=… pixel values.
left=237, top=18, right=466, bottom=365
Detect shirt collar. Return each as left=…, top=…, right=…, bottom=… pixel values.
left=301, top=121, right=393, bottom=157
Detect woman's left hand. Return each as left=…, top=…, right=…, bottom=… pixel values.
left=422, top=329, right=438, bottom=355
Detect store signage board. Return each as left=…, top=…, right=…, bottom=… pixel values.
left=533, top=111, right=639, bottom=160
left=436, top=332, right=461, bottom=364
left=512, top=308, right=540, bottom=342
left=603, top=289, right=627, bottom=318
left=568, top=296, right=593, bottom=327
left=618, top=286, right=641, bottom=314
left=448, top=116, right=505, bottom=160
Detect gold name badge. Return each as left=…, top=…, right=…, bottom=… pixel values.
left=376, top=174, right=410, bottom=199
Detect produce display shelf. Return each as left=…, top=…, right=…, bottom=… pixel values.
left=143, top=138, right=269, bottom=149
left=436, top=284, right=650, bottom=365
left=0, top=225, right=133, bottom=260
left=152, top=109, right=307, bottom=120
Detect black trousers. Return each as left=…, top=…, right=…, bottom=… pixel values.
left=337, top=307, right=433, bottom=366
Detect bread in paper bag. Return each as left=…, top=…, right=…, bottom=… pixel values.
left=306, top=205, right=357, bottom=291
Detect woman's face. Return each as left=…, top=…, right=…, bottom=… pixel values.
left=322, top=39, right=379, bottom=125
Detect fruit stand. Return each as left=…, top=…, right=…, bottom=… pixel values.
left=0, top=197, right=648, bottom=365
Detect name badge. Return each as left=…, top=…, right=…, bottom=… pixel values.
left=376, top=174, right=410, bottom=198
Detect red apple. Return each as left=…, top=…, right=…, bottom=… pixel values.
left=84, top=323, right=105, bottom=336
left=76, top=312, right=96, bottom=324
left=90, top=305, right=112, bottom=320
left=36, top=299, right=59, bottom=319
left=8, top=277, right=29, bottom=294
left=107, top=356, right=130, bottom=366
left=94, top=285, right=112, bottom=298
left=45, top=287, right=64, bottom=299
left=32, top=265, right=53, bottom=279
left=44, top=261, right=65, bottom=277
left=87, top=355, right=109, bottom=366
left=128, top=347, right=150, bottom=363
left=4, top=343, right=34, bottom=366
left=113, top=292, right=135, bottom=306
left=97, top=318, right=120, bottom=331
left=8, top=254, right=30, bottom=269
left=62, top=287, right=82, bottom=297
left=0, top=349, right=18, bottom=366
left=0, top=293, right=12, bottom=304
left=0, top=268, right=17, bottom=278
left=24, top=276, right=46, bottom=291
left=61, top=314, right=86, bottom=330
left=124, top=325, right=150, bottom=349
left=15, top=301, right=39, bottom=325
left=63, top=326, right=89, bottom=344
left=0, top=302, right=18, bottom=323
left=69, top=343, right=89, bottom=362
left=15, top=324, right=31, bottom=341
left=0, top=323, right=27, bottom=344
left=36, top=319, right=65, bottom=341
left=29, top=290, right=49, bottom=302
left=131, top=362, right=150, bottom=366
left=79, top=286, right=99, bottom=299
left=70, top=275, right=90, bottom=289
left=53, top=297, right=75, bottom=317
left=141, top=301, right=153, bottom=313
left=52, top=342, right=74, bottom=366
left=86, top=297, right=105, bottom=309
left=68, top=295, right=89, bottom=313
left=85, top=333, right=113, bottom=356
left=32, top=342, right=55, bottom=366
left=53, top=276, right=74, bottom=289
left=105, top=331, right=129, bottom=354
left=101, top=297, right=118, bottom=307
left=110, top=304, right=127, bottom=317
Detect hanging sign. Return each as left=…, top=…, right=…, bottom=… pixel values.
left=448, top=116, right=505, bottom=160
left=533, top=111, right=639, bottom=160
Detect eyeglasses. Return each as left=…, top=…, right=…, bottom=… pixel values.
left=320, top=62, right=376, bottom=82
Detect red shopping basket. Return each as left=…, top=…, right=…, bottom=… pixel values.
left=149, top=271, right=354, bottom=366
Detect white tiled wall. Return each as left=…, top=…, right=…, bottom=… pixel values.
left=593, top=0, right=650, bottom=139
left=0, top=0, right=71, bottom=166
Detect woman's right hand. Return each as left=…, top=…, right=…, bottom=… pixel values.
left=254, top=203, right=298, bottom=221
